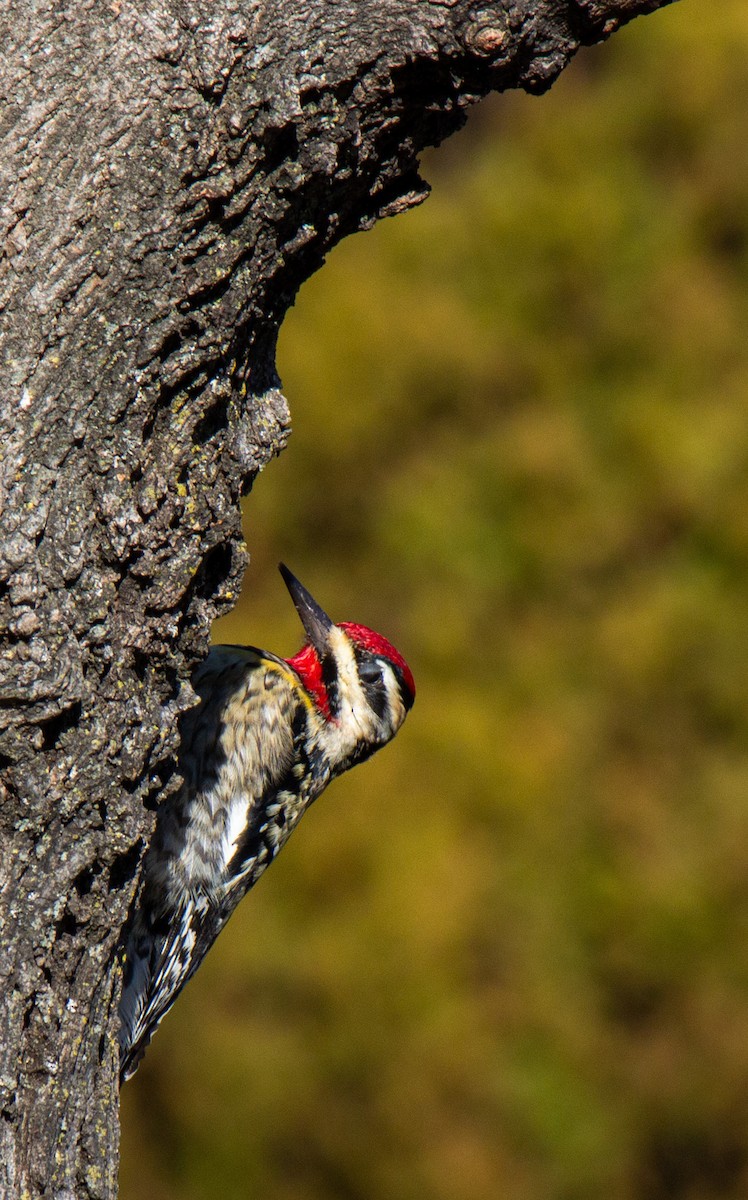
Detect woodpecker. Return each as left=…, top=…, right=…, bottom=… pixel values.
left=118, top=564, right=415, bottom=1082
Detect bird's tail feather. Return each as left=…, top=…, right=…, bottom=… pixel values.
left=118, top=897, right=199, bottom=1083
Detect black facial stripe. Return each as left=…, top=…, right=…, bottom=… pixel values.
left=366, top=679, right=389, bottom=720
left=320, top=651, right=341, bottom=716
left=353, top=647, right=380, bottom=677
left=352, top=647, right=390, bottom=719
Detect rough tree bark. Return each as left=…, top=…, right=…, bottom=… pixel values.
left=0, top=0, right=674, bottom=1195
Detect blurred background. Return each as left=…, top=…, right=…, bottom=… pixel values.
left=120, top=5, right=748, bottom=1198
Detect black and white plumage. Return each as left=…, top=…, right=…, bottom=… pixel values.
left=118, top=564, right=415, bottom=1082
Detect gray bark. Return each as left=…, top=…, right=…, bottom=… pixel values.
left=0, top=0, right=675, bottom=1195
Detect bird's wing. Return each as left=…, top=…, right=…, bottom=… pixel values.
left=118, top=650, right=312, bottom=1082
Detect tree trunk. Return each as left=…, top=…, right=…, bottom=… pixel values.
left=0, top=0, right=675, bottom=1195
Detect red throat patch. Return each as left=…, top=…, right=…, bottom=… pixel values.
left=285, top=643, right=331, bottom=718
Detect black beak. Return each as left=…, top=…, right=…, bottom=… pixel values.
left=279, top=563, right=334, bottom=654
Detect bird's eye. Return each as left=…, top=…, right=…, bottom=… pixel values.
left=358, top=659, right=383, bottom=685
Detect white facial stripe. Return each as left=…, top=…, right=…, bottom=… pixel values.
left=381, top=660, right=406, bottom=730
left=327, top=626, right=371, bottom=730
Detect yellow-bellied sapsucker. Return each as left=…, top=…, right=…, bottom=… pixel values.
left=118, top=564, right=415, bottom=1082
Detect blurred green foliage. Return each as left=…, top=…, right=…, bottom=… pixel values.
left=120, top=5, right=748, bottom=1198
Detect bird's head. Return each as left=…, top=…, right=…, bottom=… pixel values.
left=280, top=563, right=415, bottom=764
